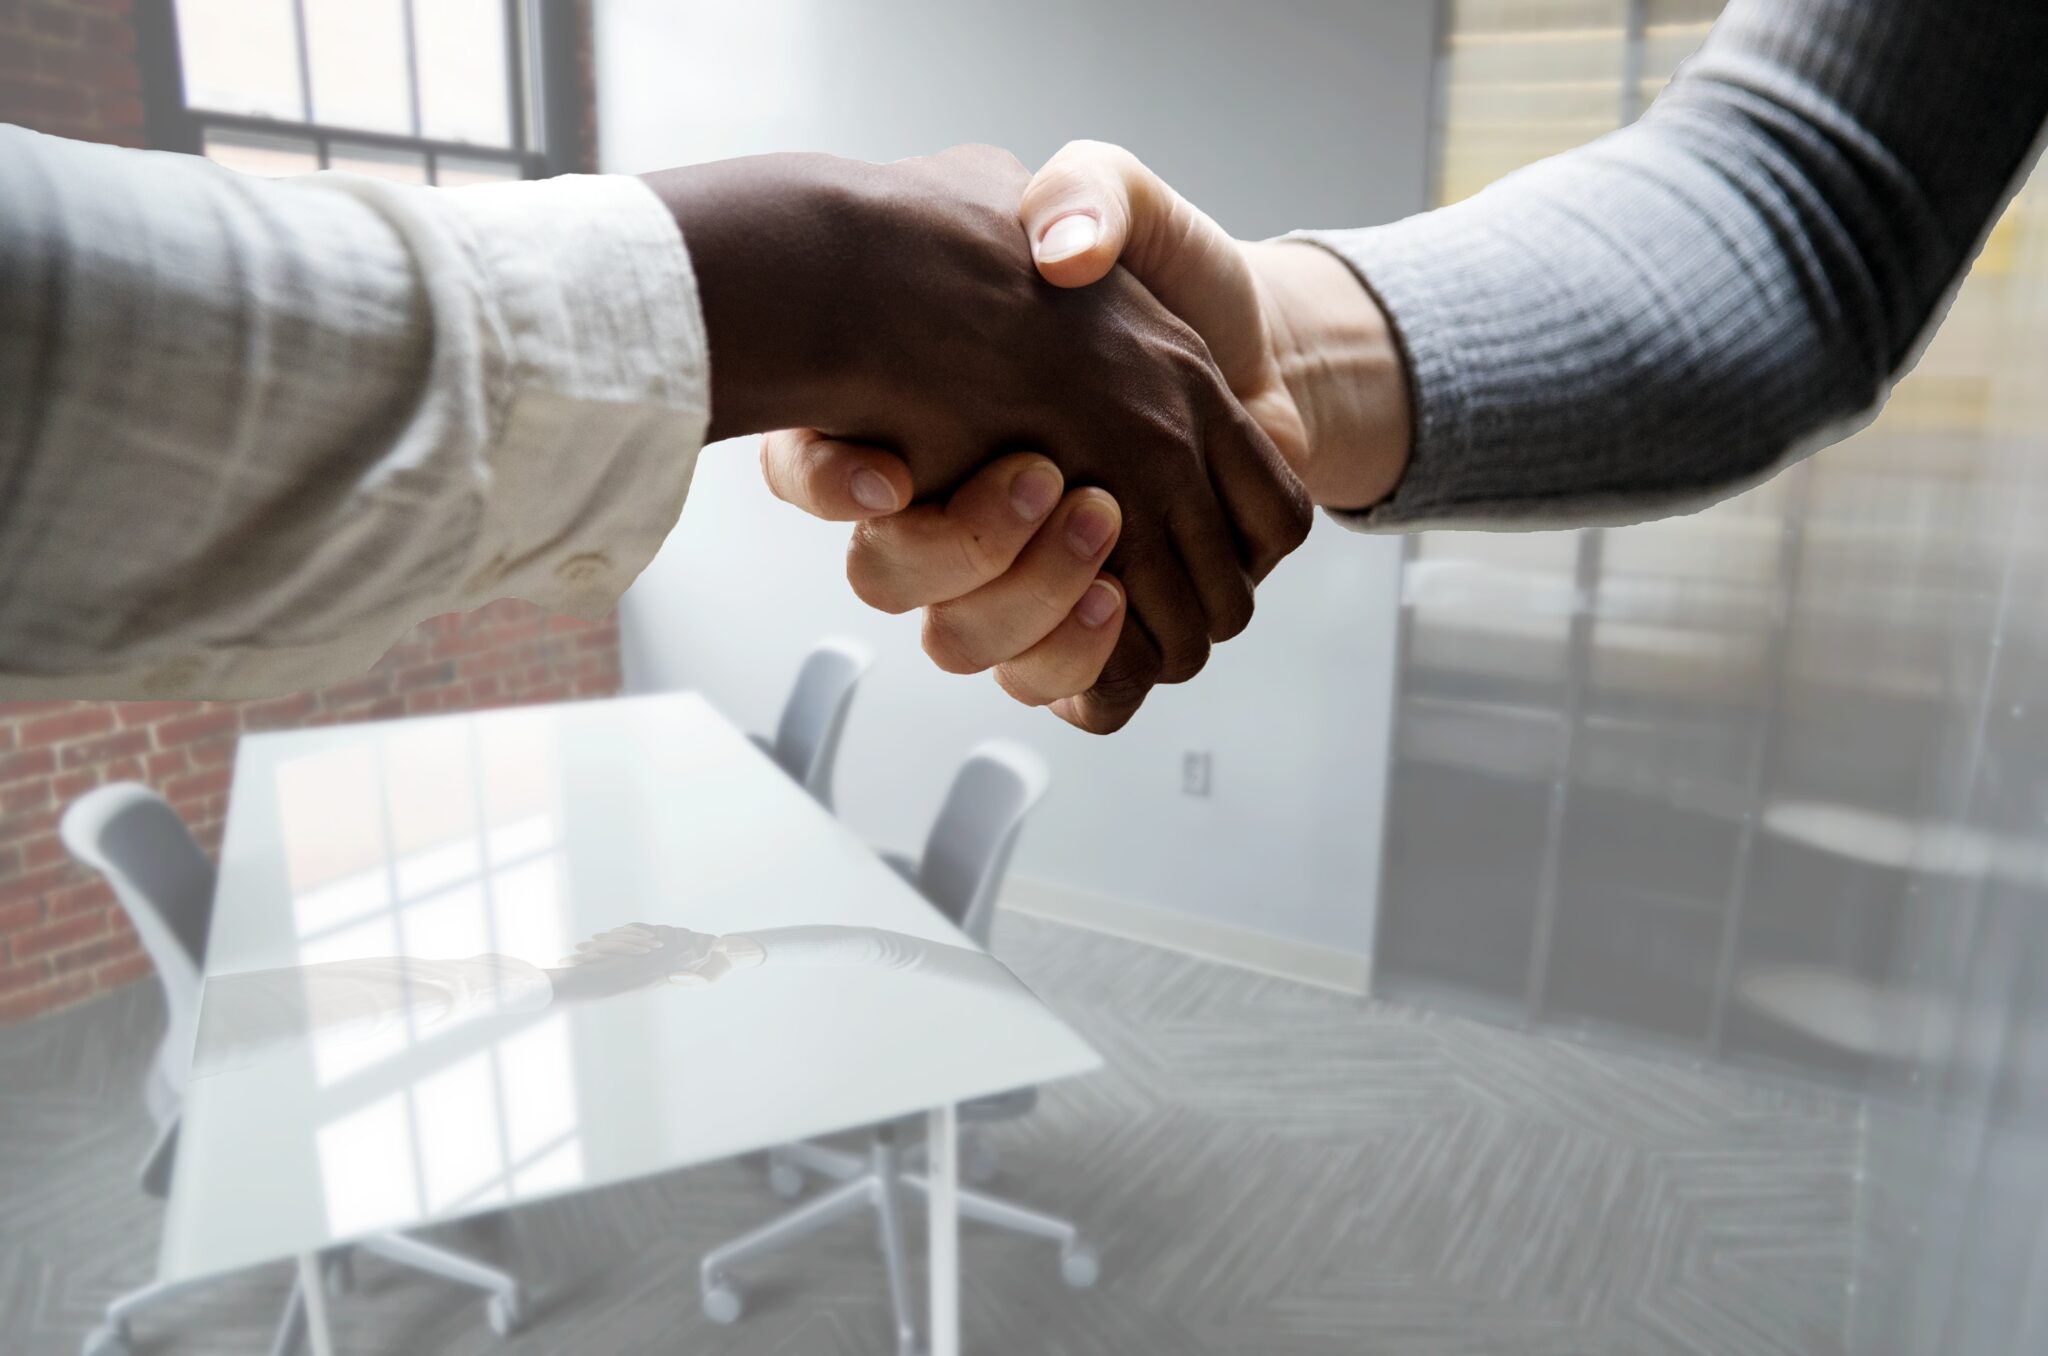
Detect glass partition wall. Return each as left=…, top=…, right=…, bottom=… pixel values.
left=1841, top=163, right=2048, bottom=1356
left=1381, top=0, right=2047, bottom=1083
left=1383, top=6, right=2048, bottom=1348
left=1382, top=0, right=1766, bottom=1051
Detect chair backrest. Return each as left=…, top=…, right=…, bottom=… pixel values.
left=772, top=638, right=874, bottom=809
left=915, top=742, right=1051, bottom=946
left=59, top=783, right=215, bottom=1111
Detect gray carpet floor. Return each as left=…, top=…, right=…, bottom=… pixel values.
left=0, top=913, right=1861, bottom=1355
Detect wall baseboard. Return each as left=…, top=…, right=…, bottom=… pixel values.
left=1000, top=877, right=1372, bottom=996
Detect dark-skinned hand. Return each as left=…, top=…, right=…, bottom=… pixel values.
left=640, top=145, right=1310, bottom=732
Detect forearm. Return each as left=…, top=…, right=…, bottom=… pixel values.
left=0, top=129, right=707, bottom=698
left=1294, top=0, right=2048, bottom=531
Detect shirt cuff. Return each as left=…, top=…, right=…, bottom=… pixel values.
left=436, top=173, right=710, bottom=618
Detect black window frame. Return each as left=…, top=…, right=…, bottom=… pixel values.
left=134, top=0, right=587, bottom=182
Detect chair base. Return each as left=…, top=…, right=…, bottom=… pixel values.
left=699, top=1127, right=1098, bottom=1355
left=80, top=1233, right=522, bottom=1356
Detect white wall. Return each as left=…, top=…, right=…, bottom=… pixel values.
left=595, top=0, right=1435, bottom=961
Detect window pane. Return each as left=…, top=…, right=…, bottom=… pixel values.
left=177, top=0, right=304, bottom=120
left=1438, top=0, right=1629, bottom=205
left=414, top=0, right=513, bottom=148
left=204, top=127, right=319, bottom=177
left=329, top=141, right=429, bottom=184
left=305, top=0, right=412, bottom=134
left=434, top=154, right=521, bottom=187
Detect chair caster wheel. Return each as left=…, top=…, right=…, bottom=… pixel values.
left=485, top=1288, right=524, bottom=1336
left=702, top=1275, right=745, bottom=1324
left=767, top=1160, right=806, bottom=1199
left=82, top=1321, right=132, bottom=1356
left=1060, top=1244, right=1100, bottom=1289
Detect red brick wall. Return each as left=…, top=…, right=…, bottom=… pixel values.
left=0, top=607, right=622, bottom=1021
left=0, top=4, right=622, bottom=1022
left=0, top=0, right=145, bottom=148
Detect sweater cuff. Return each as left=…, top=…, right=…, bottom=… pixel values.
left=1287, top=216, right=1489, bottom=533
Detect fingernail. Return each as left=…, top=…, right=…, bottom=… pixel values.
left=1076, top=580, right=1120, bottom=629
left=1066, top=499, right=1117, bottom=558
left=1009, top=464, right=1061, bottom=522
left=1036, top=213, right=1099, bottom=263
left=851, top=467, right=899, bottom=512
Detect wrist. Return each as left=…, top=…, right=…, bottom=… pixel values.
left=641, top=154, right=871, bottom=441
left=1245, top=240, right=1411, bottom=511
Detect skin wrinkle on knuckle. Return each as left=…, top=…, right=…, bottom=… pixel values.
left=1149, top=592, right=1213, bottom=682
left=993, top=665, right=1053, bottom=709
left=760, top=434, right=800, bottom=505
left=1090, top=650, right=1159, bottom=709
left=1072, top=697, right=1139, bottom=736
left=921, top=607, right=991, bottom=675
left=844, top=529, right=919, bottom=615
left=1156, top=641, right=1210, bottom=686
left=1209, top=584, right=1254, bottom=642
left=797, top=435, right=847, bottom=503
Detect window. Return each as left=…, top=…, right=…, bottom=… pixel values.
left=1432, top=0, right=1720, bottom=207
left=137, top=0, right=585, bottom=184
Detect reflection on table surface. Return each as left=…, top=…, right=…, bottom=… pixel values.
left=162, top=695, right=1098, bottom=1284
left=196, top=921, right=1030, bottom=1080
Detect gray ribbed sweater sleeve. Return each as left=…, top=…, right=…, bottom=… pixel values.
left=1297, top=0, right=2048, bottom=531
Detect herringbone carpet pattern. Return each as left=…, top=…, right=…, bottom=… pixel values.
left=1, top=913, right=1859, bottom=1355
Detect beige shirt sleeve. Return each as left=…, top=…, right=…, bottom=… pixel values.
left=0, top=126, right=710, bottom=700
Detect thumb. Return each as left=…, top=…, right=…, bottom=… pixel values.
left=1020, top=140, right=1159, bottom=288
left=1024, top=142, right=1283, bottom=427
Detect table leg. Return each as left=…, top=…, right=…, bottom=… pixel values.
left=296, top=1252, right=336, bottom=1356
left=927, top=1103, right=959, bottom=1356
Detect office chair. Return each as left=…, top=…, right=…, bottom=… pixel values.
left=750, top=638, right=875, bottom=809
left=63, top=783, right=524, bottom=1356
left=698, top=742, right=1099, bottom=1355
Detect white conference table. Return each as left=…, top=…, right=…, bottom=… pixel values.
left=162, top=692, right=1100, bottom=1356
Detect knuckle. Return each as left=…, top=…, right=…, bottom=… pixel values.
left=992, top=665, right=1053, bottom=709
left=844, top=529, right=916, bottom=615
left=1209, top=581, right=1255, bottom=643
left=1090, top=646, right=1161, bottom=710
left=1280, top=478, right=1315, bottom=544
left=921, top=607, right=991, bottom=675
left=796, top=435, right=842, bottom=502
left=1070, top=695, right=1139, bottom=736
left=1155, top=636, right=1211, bottom=686
left=1030, top=162, right=1093, bottom=205
left=1251, top=486, right=1316, bottom=577
left=759, top=435, right=796, bottom=503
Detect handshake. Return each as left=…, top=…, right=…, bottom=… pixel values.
left=641, top=142, right=1411, bottom=733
